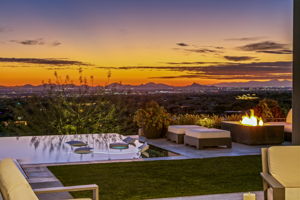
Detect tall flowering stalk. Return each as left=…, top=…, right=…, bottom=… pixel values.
left=8, top=69, right=120, bottom=135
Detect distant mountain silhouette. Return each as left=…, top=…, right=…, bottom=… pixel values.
left=106, top=82, right=215, bottom=91
left=214, top=80, right=292, bottom=87
left=136, top=82, right=174, bottom=90
left=181, top=83, right=215, bottom=89
left=0, top=80, right=292, bottom=91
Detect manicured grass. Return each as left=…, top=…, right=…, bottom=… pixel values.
left=49, top=155, right=262, bottom=200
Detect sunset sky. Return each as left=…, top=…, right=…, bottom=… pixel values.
left=0, top=0, right=293, bottom=86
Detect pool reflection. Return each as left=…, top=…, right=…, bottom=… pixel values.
left=0, top=134, right=144, bottom=164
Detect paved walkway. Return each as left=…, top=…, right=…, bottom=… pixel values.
left=145, top=138, right=291, bottom=160
left=23, top=165, right=73, bottom=200
left=147, top=138, right=267, bottom=159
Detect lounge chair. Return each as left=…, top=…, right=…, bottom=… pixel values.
left=268, top=109, right=292, bottom=140
left=261, top=146, right=300, bottom=200
left=184, top=128, right=232, bottom=149
left=166, top=125, right=206, bottom=144
left=0, top=158, right=99, bottom=200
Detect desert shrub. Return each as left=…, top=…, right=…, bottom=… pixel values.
left=171, top=114, right=202, bottom=125
left=6, top=70, right=121, bottom=136
left=133, top=101, right=172, bottom=130
left=197, top=115, right=225, bottom=128
left=7, top=93, right=121, bottom=136
left=253, top=98, right=285, bottom=120
left=171, top=113, right=242, bottom=128
left=224, top=114, right=243, bottom=121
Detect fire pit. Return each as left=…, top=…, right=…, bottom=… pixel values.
left=221, top=110, right=284, bottom=145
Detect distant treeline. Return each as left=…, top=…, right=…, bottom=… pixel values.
left=0, top=91, right=291, bottom=136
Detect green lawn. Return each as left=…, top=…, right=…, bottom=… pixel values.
left=49, top=155, right=262, bottom=200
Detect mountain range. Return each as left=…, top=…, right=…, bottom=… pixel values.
left=0, top=80, right=292, bottom=91
left=214, top=80, right=292, bottom=88
left=106, top=82, right=215, bottom=91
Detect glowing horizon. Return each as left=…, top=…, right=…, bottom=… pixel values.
left=0, top=0, right=293, bottom=86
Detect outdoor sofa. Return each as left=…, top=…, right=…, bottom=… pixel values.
left=261, top=146, right=300, bottom=200
left=268, top=109, right=292, bottom=140
left=0, top=158, right=99, bottom=200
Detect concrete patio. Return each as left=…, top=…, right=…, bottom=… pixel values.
left=146, top=137, right=291, bottom=159
left=23, top=165, right=73, bottom=200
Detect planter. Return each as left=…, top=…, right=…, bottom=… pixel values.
left=142, top=127, right=163, bottom=139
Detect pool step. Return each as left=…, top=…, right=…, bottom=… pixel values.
left=21, top=165, right=73, bottom=200
left=22, top=166, right=59, bottom=183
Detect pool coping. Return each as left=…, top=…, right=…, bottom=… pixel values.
left=21, top=155, right=188, bottom=167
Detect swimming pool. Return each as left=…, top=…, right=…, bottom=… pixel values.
left=0, top=134, right=178, bottom=164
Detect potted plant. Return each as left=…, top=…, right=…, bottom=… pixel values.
left=133, top=101, right=171, bottom=139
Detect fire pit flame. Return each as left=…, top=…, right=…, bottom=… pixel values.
left=241, top=109, right=264, bottom=126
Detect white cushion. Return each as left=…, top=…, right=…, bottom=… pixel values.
left=286, top=188, right=300, bottom=200
left=268, top=186, right=300, bottom=200
left=268, top=146, right=300, bottom=187
left=285, top=123, right=292, bottom=133
left=185, top=128, right=231, bottom=139
left=286, top=109, right=292, bottom=124
left=168, top=125, right=205, bottom=134
left=0, top=158, right=39, bottom=200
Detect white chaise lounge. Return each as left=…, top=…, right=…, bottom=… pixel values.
left=268, top=109, right=292, bottom=140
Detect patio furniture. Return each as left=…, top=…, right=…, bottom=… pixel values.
left=184, top=128, right=232, bottom=149
left=261, top=146, right=300, bottom=200
left=166, top=125, right=205, bottom=144
left=0, top=158, right=99, bottom=200
left=268, top=109, right=292, bottom=140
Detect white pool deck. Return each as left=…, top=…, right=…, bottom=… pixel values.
left=147, top=138, right=267, bottom=158
left=19, top=137, right=290, bottom=200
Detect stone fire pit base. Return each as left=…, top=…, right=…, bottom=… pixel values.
left=221, top=121, right=284, bottom=145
